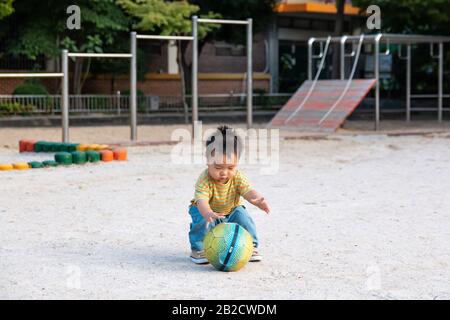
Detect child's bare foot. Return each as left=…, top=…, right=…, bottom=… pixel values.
left=250, top=247, right=262, bottom=262
left=190, top=250, right=209, bottom=264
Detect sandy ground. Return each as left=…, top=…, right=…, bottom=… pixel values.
left=1, top=124, right=450, bottom=299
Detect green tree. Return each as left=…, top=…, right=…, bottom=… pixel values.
left=117, top=0, right=220, bottom=122
left=352, top=0, right=450, bottom=35
left=0, top=0, right=14, bottom=20
left=352, top=0, right=450, bottom=93
left=0, top=0, right=131, bottom=94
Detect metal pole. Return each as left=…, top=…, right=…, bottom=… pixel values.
left=246, top=18, right=253, bottom=129
left=406, top=44, right=411, bottom=122
left=130, top=32, right=137, bottom=141
left=61, top=49, right=69, bottom=142
left=192, top=16, right=198, bottom=136
left=307, top=38, right=314, bottom=80
left=374, top=34, right=381, bottom=130
left=340, top=36, right=347, bottom=80
left=438, top=42, right=443, bottom=123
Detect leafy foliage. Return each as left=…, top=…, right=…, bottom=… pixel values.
left=352, top=0, right=450, bottom=35
left=117, top=0, right=220, bottom=38
left=12, top=80, right=50, bottom=95
left=0, top=0, right=14, bottom=20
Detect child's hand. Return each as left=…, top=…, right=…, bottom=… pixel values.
left=202, top=211, right=226, bottom=228
left=250, top=197, right=270, bottom=214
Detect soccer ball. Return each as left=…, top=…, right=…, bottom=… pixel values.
left=203, top=222, right=253, bottom=272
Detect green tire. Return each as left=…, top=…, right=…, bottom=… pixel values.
left=58, top=143, right=69, bottom=152
left=55, top=152, right=72, bottom=165
left=55, top=143, right=65, bottom=152
left=34, top=141, right=46, bottom=152
left=67, top=143, right=79, bottom=152
left=70, top=151, right=87, bottom=164
left=42, top=160, right=59, bottom=167
left=28, top=161, right=44, bottom=169
left=50, top=142, right=60, bottom=152
left=41, top=142, right=52, bottom=152
left=86, top=151, right=101, bottom=163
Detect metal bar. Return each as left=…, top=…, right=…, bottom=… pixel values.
left=411, top=94, right=450, bottom=98
left=0, top=73, right=64, bottom=78
left=61, top=50, right=69, bottom=142
left=68, top=53, right=132, bottom=58
left=192, top=16, right=199, bottom=136
left=130, top=32, right=137, bottom=141
left=406, top=44, right=411, bottom=122
left=197, top=18, right=249, bottom=25
left=307, top=38, right=315, bottom=80
left=430, top=43, right=440, bottom=59
left=438, top=42, right=443, bottom=123
left=136, top=34, right=193, bottom=41
left=312, top=34, right=450, bottom=44
left=340, top=36, right=347, bottom=80
left=246, top=18, right=253, bottom=129
left=375, top=34, right=381, bottom=130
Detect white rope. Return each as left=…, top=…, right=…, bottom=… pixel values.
left=318, top=34, right=365, bottom=126
left=284, top=36, right=332, bottom=125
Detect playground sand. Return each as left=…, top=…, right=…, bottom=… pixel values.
left=1, top=127, right=450, bottom=299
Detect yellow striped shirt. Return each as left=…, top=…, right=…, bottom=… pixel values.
left=191, top=169, right=253, bottom=215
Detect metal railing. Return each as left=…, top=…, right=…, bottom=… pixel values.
left=0, top=93, right=290, bottom=115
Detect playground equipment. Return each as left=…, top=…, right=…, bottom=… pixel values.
left=0, top=17, right=254, bottom=142
left=270, top=33, right=450, bottom=131
left=192, top=17, right=253, bottom=131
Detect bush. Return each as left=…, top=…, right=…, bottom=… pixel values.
left=0, top=102, right=35, bottom=116
left=121, top=89, right=146, bottom=112
left=12, top=80, right=49, bottom=95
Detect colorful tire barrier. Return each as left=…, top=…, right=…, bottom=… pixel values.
left=55, top=152, right=73, bottom=165
left=25, top=140, right=37, bottom=152
left=13, top=162, right=30, bottom=170
left=28, top=161, right=44, bottom=169
left=113, top=148, right=127, bottom=161
left=97, top=144, right=109, bottom=151
left=86, top=144, right=99, bottom=151
left=70, top=151, right=87, bottom=165
left=86, top=151, right=101, bottom=163
left=76, top=144, right=89, bottom=151
left=100, top=150, right=114, bottom=162
left=43, top=160, right=59, bottom=167
left=0, top=164, right=14, bottom=171
left=19, top=139, right=37, bottom=153
left=19, top=140, right=28, bottom=152
left=3, top=140, right=128, bottom=172
left=34, top=141, right=46, bottom=152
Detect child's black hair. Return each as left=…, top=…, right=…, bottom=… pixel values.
left=206, top=125, right=242, bottom=160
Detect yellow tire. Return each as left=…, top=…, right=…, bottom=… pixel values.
left=0, top=164, right=14, bottom=171
left=76, top=144, right=89, bottom=151
left=95, top=144, right=109, bottom=151
left=87, top=144, right=100, bottom=151
left=13, top=162, right=30, bottom=170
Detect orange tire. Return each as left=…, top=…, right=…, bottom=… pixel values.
left=0, top=164, right=14, bottom=171
left=19, top=139, right=30, bottom=152
left=25, top=140, right=37, bottom=152
left=13, top=162, right=30, bottom=170
left=100, top=150, right=114, bottom=162
left=113, top=148, right=127, bottom=161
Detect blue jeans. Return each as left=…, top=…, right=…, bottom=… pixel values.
left=188, top=205, right=258, bottom=251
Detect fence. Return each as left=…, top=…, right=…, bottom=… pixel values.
left=0, top=93, right=290, bottom=116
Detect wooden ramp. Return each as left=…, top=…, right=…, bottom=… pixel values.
left=269, top=79, right=376, bottom=132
